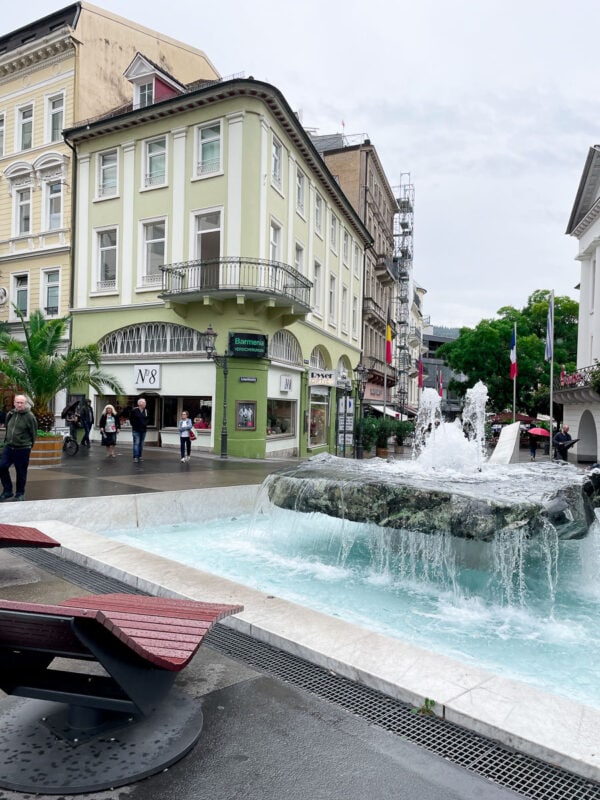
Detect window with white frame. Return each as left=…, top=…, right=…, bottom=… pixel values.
left=328, top=274, right=336, bottom=323
left=314, top=192, right=323, bottom=236
left=271, top=136, right=282, bottom=189
left=296, top=168, right=306, bottom=216
left=97, top=150, right=118, bottom=198
left=47, top=94, right=64, bottom=142
left=13, top=274, right=28, bottom=316
left=313, top=260, right=322, bottom=312
left=196, top=121, right=221, bottom=177
left=97, top=228, right=117, bottom=290
left=330, top=213, right=338, bottom=253
left=0, top=113, right=4, bottom=157
left=144, top=136, right=166, bottom=187
left=142, top=220, right=166, bottom=285
left=42, top=270, right=60, bottom=315
left=16, top=187, right=31, bottom=235
left=352, top=295, right=358, bottom=336
left=137, top=81, right=154, bottom=109
left=341, top=286, right=348, bottom=332
left=45, top=180, right=62, bottom=230
left=270, top=220, right=282, bottom=262
left=353, top=243, right=360, bottom=276
left=342, top=229, right=350, bottom=264
left=294, top=242, right=304, bottom=273
left=194, top=210, right=221, bottom=260
left=17, top=104, right=33, bottom=150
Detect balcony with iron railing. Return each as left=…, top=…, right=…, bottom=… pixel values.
left=159, top=256, right=312, bottom=313
left=373, top=253, right=397, bottom=286
left=363, top=296, right=386, bottom=326
left=554, top=365, right=600, bottom=404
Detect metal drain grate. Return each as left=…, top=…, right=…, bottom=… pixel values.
left=18, top=549, right=600, bottom=800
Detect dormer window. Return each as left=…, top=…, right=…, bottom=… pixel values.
left=137, top=81, right=154, bottom=109
left=124, top=53, right=186, bottom=111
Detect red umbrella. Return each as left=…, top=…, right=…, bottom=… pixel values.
left=528, top=427, right=550, bottom=437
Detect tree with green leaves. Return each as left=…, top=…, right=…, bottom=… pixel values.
left=0, top=307, right=123, bottom=430
left=438, top=291, right=578, bottom=415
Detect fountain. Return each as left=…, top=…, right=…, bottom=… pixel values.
left=268, top=383, right=600, bottom=541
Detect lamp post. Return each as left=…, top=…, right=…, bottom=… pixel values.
left=203, top=325, right=229, bottom=459
left=354, top=363, right=369, bottom=459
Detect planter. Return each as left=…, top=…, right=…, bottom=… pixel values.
left=30, top=435, right=63, bottom=467
left=394, top=444, right=405, bottom=454
left=376, top=447, right=389, bottom=458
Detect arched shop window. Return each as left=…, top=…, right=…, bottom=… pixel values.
left=269, top=329, right=303, bottom=365
left=308, top=346, right=330, bottom=448
left=99, top=323, right=212, bottom=355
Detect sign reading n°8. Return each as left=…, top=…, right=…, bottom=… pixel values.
left=134, top=364, right=161, bottom=389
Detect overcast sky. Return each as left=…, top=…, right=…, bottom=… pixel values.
left=4, top=1, right=598, bottom=327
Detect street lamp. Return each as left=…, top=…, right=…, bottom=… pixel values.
left=354, top=363, right=369, bottom=459
left=203, top=324, right=230, bottom=459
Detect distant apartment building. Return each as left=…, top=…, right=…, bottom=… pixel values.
left=0, top=2, right=217, bottom=418
left=422, top=324, right=464, bottom=418
left=311, top=134, right=419, bottom=417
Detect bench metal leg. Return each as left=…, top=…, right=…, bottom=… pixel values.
left=0, top=688, right=203, bottom=794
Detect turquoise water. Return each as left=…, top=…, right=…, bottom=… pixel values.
left=105, top=507, right=600, bottom=709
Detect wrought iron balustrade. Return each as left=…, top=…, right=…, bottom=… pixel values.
left=555, top=364, right=599, bottom=392
left=160, top=256, right=312, bottom=309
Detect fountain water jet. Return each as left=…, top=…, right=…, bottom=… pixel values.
left=268, top=382, right=600, bottom=541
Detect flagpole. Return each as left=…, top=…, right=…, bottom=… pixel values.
left=546, top=291, right=555, bottom=460
left=512, top=322, right=517, bottom=422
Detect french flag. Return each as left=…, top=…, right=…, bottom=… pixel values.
left=510, top=324, right=518, bottom=380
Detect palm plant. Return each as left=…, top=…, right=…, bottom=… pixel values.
left=0, top=307, right=123, bottom=430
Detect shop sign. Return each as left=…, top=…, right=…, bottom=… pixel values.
left=229, top=332, right=268, bottom=358
left=309, top=369, right=335, bottom=387
left=240, top=376, right=257, bottom=383
left=134, top=364, right=161, bottom=389
left=280, top=375, right=293, bottom=392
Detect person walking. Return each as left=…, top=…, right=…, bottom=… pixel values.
left=130, top=398, right=148, bottom=462
left=553, top=424, right=572, bottom=462
left=178, top=410, right=193, bottom=462
left=99, top=404, right=120, bottom=458
left=0, top=394, right=37, bottom=501
left=528, top=432, right=538, bottom=461
left=79, top=399, right=94, bottom=447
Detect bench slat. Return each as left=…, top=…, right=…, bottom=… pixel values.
left=0, top=523, right=60, bottom=548
left=0, top=594, right=243, bottom=671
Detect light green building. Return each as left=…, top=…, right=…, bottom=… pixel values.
left=65, top=61, right=370, bottom=458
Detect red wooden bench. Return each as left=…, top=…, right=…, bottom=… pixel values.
left=0, top=522, right=60, bottom=548
left=0, top=592, right=243, bottom=793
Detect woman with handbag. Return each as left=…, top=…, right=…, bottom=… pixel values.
left=178, top=410, right=193, bottom=462
left=99, top=404, right=120, bottom=458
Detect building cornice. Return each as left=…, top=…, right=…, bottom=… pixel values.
left=0, top=29, right=75, bottom=82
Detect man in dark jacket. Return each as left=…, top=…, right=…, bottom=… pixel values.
left=0, top=395, right=37, bottom=501
left=79, top=399, right=94, bottom=447
left=130, top=398, right=148, bottom=462
left=553, top=424, right=572, bottom=461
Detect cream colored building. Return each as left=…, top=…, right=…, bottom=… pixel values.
left=0, top=2, right=217, bottom=416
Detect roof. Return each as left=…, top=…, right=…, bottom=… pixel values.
left=566, top=144, right=600, bottom=236
left=0, top=3, right=80, bottom=56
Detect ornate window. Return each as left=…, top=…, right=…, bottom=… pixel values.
left=268, top=330, right=303, bottom=366
left=309, top=347, right=327, bottom=369
left=99, top=323, right=212, bottom=356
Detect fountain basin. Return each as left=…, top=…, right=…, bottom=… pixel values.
left=267, top=454, right=600, bottom=541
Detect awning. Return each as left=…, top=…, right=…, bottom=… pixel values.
left=366, top=404, right=399, bottom=418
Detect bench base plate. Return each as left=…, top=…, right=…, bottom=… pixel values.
left=0, top=688, right=203, bottom=793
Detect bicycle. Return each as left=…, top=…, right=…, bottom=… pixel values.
left=62, top=432, right=79, bottom=456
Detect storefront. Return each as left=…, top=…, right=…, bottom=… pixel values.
left=308, top=368, right=335, bottom=452
left=266, top=366, right=303, bottom=457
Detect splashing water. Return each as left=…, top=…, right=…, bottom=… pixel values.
left=412, top=381, right=489, bottom=471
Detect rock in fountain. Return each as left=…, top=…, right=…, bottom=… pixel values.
left=268, top=383, right=600, bottom=541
